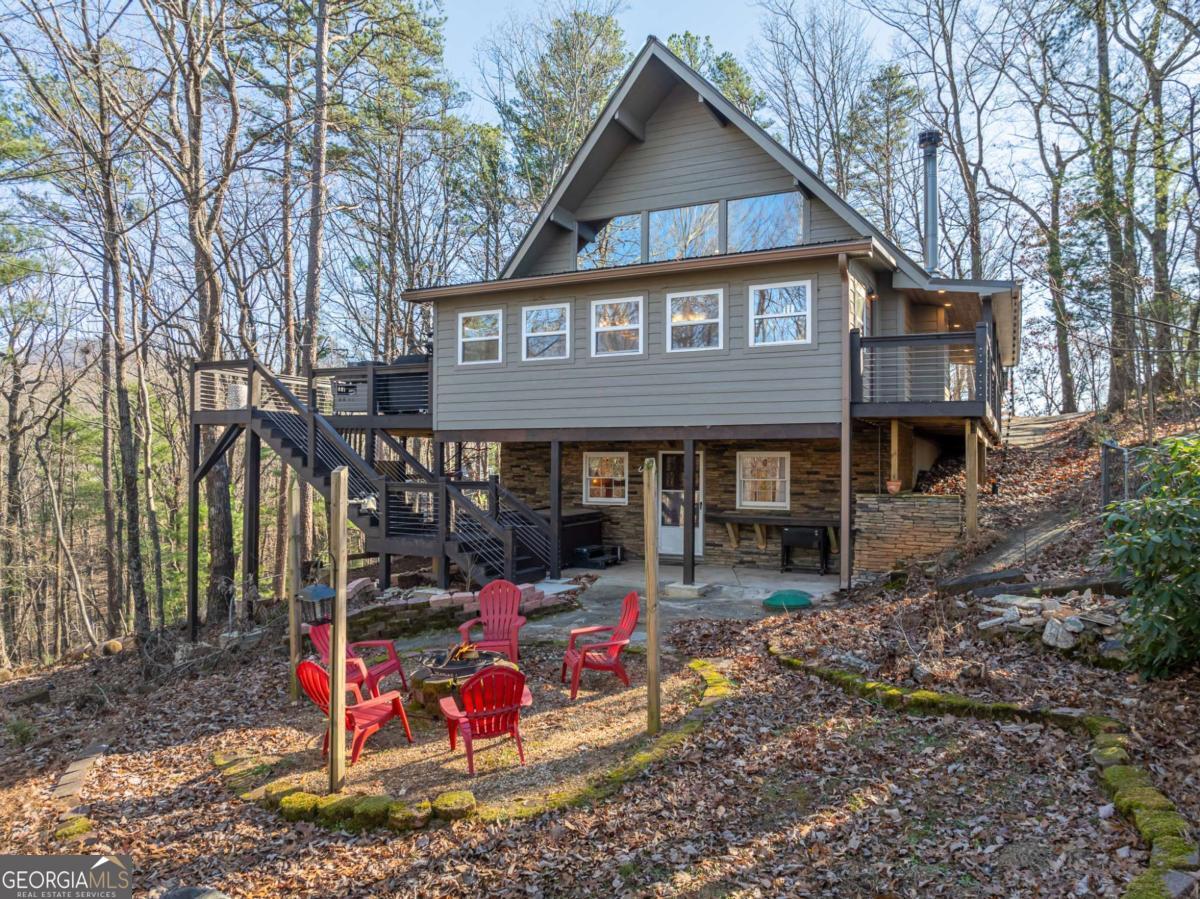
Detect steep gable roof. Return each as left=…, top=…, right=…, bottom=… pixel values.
left=501, top=36, right=931, bottom=286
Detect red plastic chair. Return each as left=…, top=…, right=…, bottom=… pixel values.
left=561, top=590, right=640, bottom=700
left=439, top=665, right=531, bottom=776
left=457, top=579, right=526, bottom=661
left=296, top=660, right=413, bottom=765
left=308, top=622, right=407, bottom=699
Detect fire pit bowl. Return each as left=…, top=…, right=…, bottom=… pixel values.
left=409, top=648, right=513, bottom=716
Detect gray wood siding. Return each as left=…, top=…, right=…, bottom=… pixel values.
left=524, top=228, right=578, bottom=277
left=574, top=85, right=796, bottom=220
left=809, top=197, right=860, bottom=243
left=434, top=258, right=844, bottom=431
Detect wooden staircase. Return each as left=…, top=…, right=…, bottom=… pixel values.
left=210, top=360, right=551, bottom=585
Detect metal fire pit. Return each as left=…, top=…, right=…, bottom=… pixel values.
left=409, top=648, right=512, bottom=716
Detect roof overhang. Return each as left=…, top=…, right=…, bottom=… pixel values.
left=403, top=239, right=878, bottom=303
left=894, top=273, right=1023, bottom=367
left=497, top=37, right=933, bottom=287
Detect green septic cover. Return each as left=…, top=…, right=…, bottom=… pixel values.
left=763, top=590, right=813, bottom=611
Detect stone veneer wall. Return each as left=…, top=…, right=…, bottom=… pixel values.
left=853, top=492, right=963, bottom=573
left=499, top=425, right=892, bottom=569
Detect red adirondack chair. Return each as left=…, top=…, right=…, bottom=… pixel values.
left=308, top=622, right=407, bottom=699
left=457, top=579, right=526, bottom=661
left=296, top=659, right=413, bottom=765
left=438, top=665, right=531, bottom=776
left=561, top=590, right=640, bottom=700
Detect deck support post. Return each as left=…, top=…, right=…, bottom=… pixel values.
left=642, top=457, right=661, bottom=736
left=549, top=440, right=562, bottom=578
left=432, top=440, right=449, bottom=588
left=965, top=419, right=979, bottom=536
left=328, top=467, right=349, bottom=792
left=838, top=253, right=854, bottom=590
left=682, top=439, right=695, bottom=585
left=241, top=427, right=261, bottom=624
left=187, top=423, right=202, bottom=642
left=379, top=553, right=391, bottom=590
left=889, top=419, right=901, bottom=486
left=287, top=480, right=302, bottom=702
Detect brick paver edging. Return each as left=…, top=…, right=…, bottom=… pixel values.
left=211, top=658, right=737, bottom=832
left=766, top=642, right=1199, bottom=899
left=50, top=740, right=108, bottom=844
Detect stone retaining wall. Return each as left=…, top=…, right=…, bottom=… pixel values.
left=854, top=492, right=963, bottom=573
left=337, top=584, right=576, bottom=643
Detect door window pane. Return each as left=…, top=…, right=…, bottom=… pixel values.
left=578, top=214, right=642, bottom=270
left=649, top=203, right=719, bottom=261
left=728, top=192, right=803, bottom=252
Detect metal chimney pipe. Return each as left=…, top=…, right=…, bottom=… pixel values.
left=918, top=129, right=942, bottom=274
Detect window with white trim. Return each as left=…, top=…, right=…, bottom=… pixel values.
left=522, top=303, right=570, bottom=361
left=749, top=280, right=812, bottom=346
left=457, top=310, right=502, bottom=364
left=590, top=297, right=643, bottom=356
left=583, top=452, right=628, bottom=504
left=736, top=451, right=790, bottom=509
left=667, top=289, right=723, bottom=352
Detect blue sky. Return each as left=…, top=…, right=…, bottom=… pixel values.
left=442, top=0, right=856, bottom=120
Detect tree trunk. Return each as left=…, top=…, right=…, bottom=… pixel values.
left=300, top=0, right=330, bottom=568
left=1094, top=0, right=1135, bottom=413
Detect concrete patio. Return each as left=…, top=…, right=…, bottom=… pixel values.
left=392, top=561, right=837, bottom=653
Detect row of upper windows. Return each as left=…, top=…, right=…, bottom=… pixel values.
left=575, top=190, right=804, bottom=271
left=456, top=280, right=813, bottom=365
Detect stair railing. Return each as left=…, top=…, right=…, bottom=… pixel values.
left=444, top=480, right=515, bottom=580
left=493, top=477, right=553, bottom=571
left=375, top=430, right=437, bottom=482
left=252, top=360, right=387, bottom=525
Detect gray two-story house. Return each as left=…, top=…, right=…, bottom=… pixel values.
left=187, top=37, right=1019, bottom=624
left=404, top=37, right=1018, bottom=585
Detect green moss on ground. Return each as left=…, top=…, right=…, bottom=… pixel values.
left=350, top=795, right=394, bottom=830
left=387, top=800, right=432, bottom=831
left=1101, top=765, right=1154, bottom=796
left=211, top=750, right=251, bottom=770
left=1095, top=732, right=1132, bottom=751
left=279, top=792, right=320, bottom=821
left=1092, top=745, right=1131, bottom=768
left=1134, top=808, right=1190, bottom=843
left=1115, top=787, right=1176, bottom=818
left=261, top=778, right=303, bottom=809
left=54, top=816, right=93, bottom=841
left=432, top=790, right=476, bottom=820
left=316, top=792, right=362, bottom=824
left=1149, top=835, right=1199, bottom=871
left=1122, top=870, right=1171, bottom=899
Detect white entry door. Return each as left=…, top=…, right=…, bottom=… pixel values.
left=658, top=451, right=704, bottom=556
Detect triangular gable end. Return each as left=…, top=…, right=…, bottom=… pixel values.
left=501, top=37, right=930, bottom=285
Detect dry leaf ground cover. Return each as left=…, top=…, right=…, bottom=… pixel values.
left=2, top=623, right=1148, bottom=897
left=244, top=643, right=696, bottom=804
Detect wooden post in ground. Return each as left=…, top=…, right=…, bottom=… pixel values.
left=964, top=420, right=979, bottom=536
left=642, top=457, right=661, bottom=736
left=328, top=467, right=349, bottom=791
left=286, top=479, right=303, bottom=703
